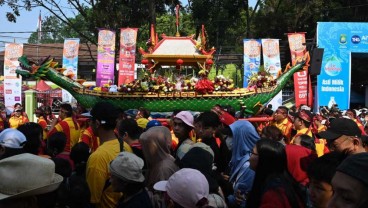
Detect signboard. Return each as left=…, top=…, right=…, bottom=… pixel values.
left=317, top=22, right=368, bottom=110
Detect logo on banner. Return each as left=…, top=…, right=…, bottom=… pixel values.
left=63, top=41, right=79, bottom=59
left=263, top=40, right=279, bottom=58
left=244, top=40, right=261, bottom=57
left=339, top=34, right=347, bottom=45
left=351, top=35, right=361, bottom=44
left=324, top=56, right=342, bottom=77
left=288, top=34, right=306, bottom=51
left=121, top=29, right=137, bottom=48
left=99, top=31, right=115, bottom=49
left=5, top=44, right=23, bottom=61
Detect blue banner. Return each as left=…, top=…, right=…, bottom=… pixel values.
left=317, top=22, right=368, bottom=110
left=243, top=39, right=261, bottom=87
left=62, top=38, right=80, bottom=80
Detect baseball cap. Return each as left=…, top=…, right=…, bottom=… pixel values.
left=0, top=129, right=27, bottom=149
left=174, top=111, right=194, bottom=128
left=145, top=120, right=162, bottom=130
left=336, top=152, right=368, bottom=186
left=154, top=168, right=209, bottom=208
left=318, top=118, right=361, bottom=140
left=109, top=152, right=145, bottom=183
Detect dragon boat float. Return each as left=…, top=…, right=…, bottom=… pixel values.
left=15, top=25, right=306, bottom=115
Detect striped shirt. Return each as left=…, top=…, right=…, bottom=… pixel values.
left=48, top=117, right=81, bottom=152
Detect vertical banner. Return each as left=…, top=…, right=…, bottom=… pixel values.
left=3, top=43, right=23, bottom=112
left=62, top=38, right=80, bottom=79
left=287, top=33, right=307, bottom=66
left=288, top=33, right=313, bottom=107
left=243, top=39, right=261, bottom=87
left=97, top=29, right=116, bottom=87
left=118, top=28, right=138, bottom=86
left=261, top=39, right=281, bottom=78
left=262, top=39, right=283, bottom=108
left=62, top=38, right=80, bottom=103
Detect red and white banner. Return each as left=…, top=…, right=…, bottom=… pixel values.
left=3, top=43, right=23, bottom=112
left=287, top=33, right=313, bottom=107
left=118, top=28, right=138, bottom=86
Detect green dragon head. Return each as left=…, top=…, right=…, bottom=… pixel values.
left=16, top=55, right=58, bottom=80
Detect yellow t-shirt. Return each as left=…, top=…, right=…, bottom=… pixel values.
left=86, top=139, right=122, bottom=208
left=9, top=115, right=28, bottom=129
left=48, top=117, right=81, bottom=152
left=272, top=118, right=293, bottom=142
left=291, top=128, right=313, bottom=144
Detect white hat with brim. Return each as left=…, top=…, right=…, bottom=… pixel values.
left=0, top=153, right=63, bottom=200
left=0, top=174, right=63, bottom=200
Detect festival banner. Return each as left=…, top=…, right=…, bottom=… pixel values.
left=62, top=38, right=80, bottom=79
left=316, top=22, right=368, bottom=110
left=3, top=43, right=23, bottom=112
left=118, top=28, right=138, bottom=86
left=261, top=39, right=281, bottom=78
left=97, top=29, right=116, bottom=87
left=243, top=39, right=261, bottom=87
left=287, top=33, right=313, bottom=107
left=61, top=38, right=80, bottom=103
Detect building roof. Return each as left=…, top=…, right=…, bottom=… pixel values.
left=0, top=43, right=97, bottom=65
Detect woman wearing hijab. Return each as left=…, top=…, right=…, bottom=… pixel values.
left=227, top=120, right=260, bottom=207
left=140, top=126, right=179, bottom=190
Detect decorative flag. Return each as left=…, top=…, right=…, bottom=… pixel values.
left=243, top=39, right=261, bottom=87
left=261, top=39, right=281, bottom=78
left=97, top=29, right=116, bottom=87
left=287, top=32, right=313, bottom=107
left=61, top=38, right=80, bottom=102
left=37, top=11, right=42, bottom=42
left=118, top=28, right=138, bottom=86
left=3, top=43, right=23, bottom=112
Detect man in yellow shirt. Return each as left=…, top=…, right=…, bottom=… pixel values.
left=48, top=103, right=80, bottom=152
left=291, top=110, right=313, bottom=144
left=271, top=106, right=293, bottom=144
left=86, top=101, right=126, bottom=208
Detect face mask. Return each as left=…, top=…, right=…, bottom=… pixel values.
left=226, top=136, right=233, bottom=151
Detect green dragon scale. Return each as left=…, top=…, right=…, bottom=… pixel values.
left=16, top=55, right=303, bottom=114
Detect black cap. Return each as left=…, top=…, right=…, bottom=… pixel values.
left=336, top=153, right=368, bottom=186
left=90, top=101, right=119, bottom=125
left=317, top=118, right=361, bottom=140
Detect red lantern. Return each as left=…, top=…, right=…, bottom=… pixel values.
left=176, top=59, right=184, bottom=65
left=206, top=59, right=213, bottom=65
left=141, top=59, right=149, bottom=65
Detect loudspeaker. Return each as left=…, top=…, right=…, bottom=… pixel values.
left=310, top=48, right=324, bottom=76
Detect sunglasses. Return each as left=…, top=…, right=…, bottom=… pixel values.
left=15, top=110, right=22, bottom=112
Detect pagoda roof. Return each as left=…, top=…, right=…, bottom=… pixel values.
left=152, top=37, right=201, bottom=55
left=142, top=36, right=213, bottom=66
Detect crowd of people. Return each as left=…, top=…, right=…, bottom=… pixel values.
left=0, top=101, right=368, bottom=208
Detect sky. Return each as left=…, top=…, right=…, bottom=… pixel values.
left=0, top=0, right=257, bottom=50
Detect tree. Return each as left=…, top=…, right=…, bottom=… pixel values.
left=2, top=0, right=181, bottom=45
left=28, top=15, right=69, bottom=43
